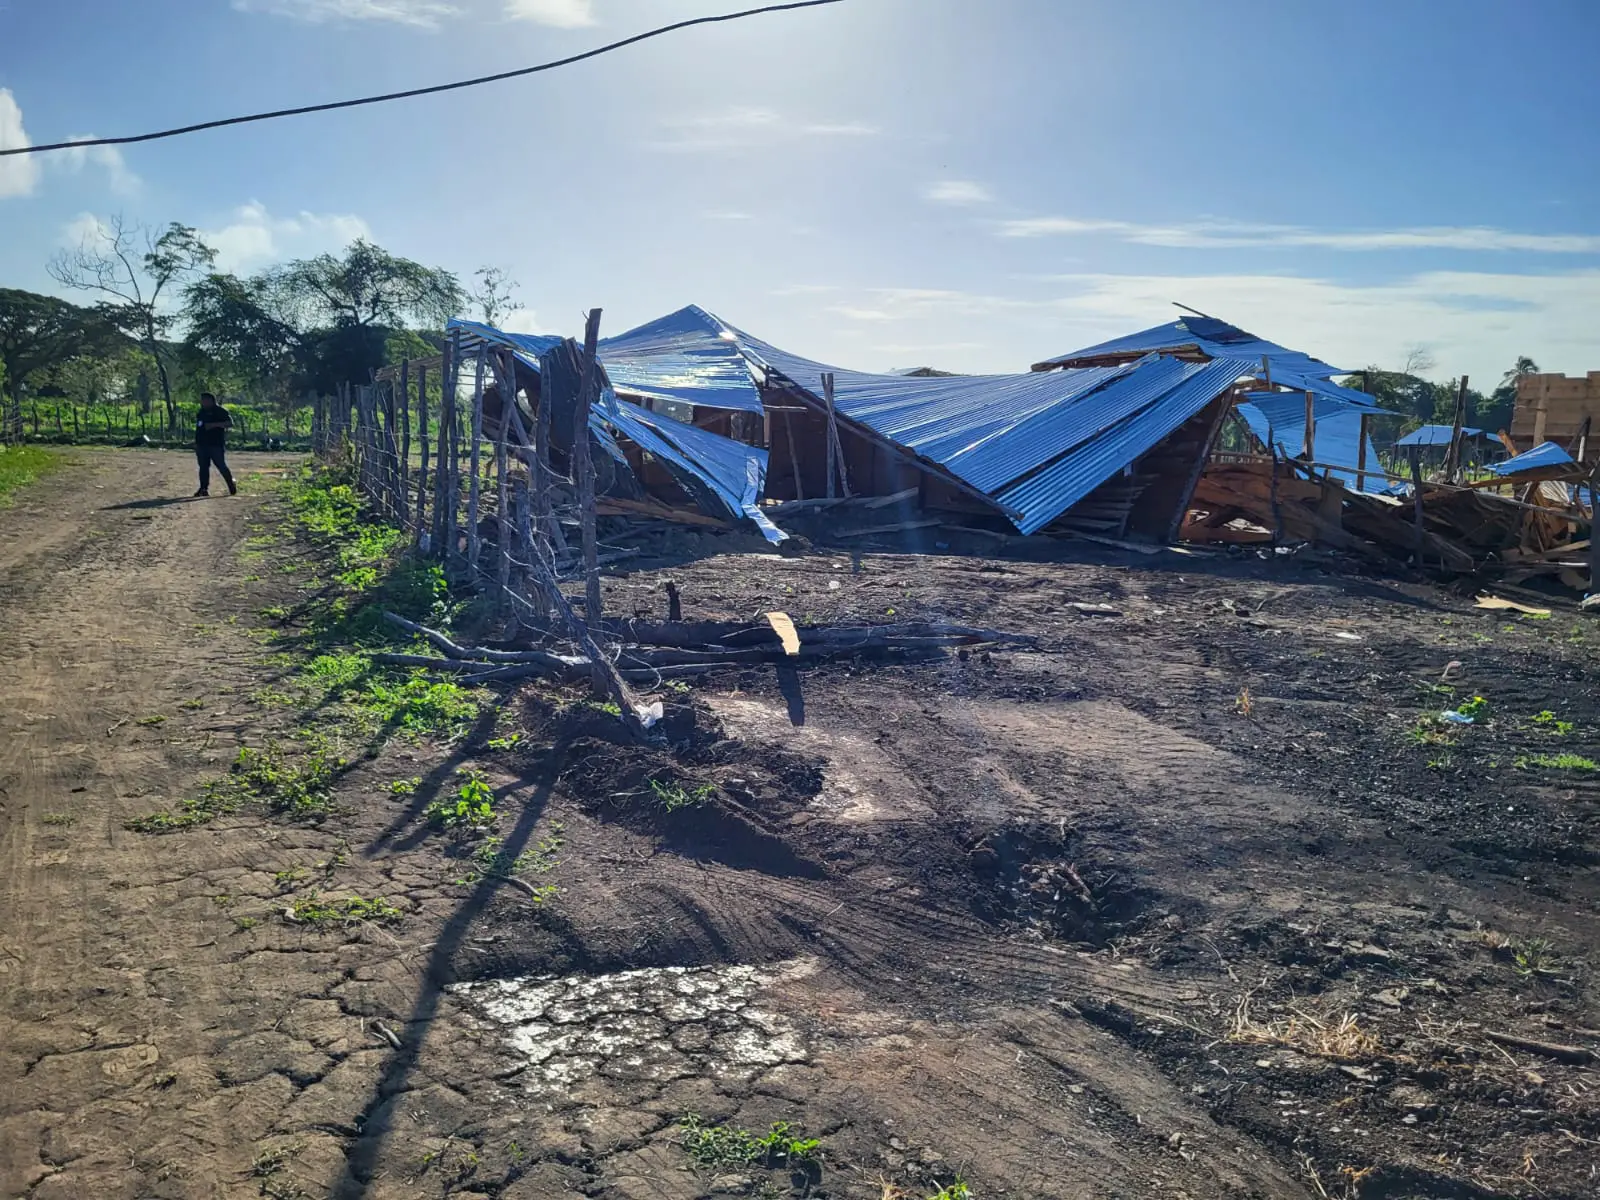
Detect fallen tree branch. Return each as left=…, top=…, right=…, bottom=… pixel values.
left=1484, top=1030, right=1595, bottom=1064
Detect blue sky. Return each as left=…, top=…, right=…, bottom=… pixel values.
left=2, top=0, right=1598, bottom=386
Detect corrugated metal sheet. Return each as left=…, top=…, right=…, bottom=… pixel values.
left=1039, top=316, right=1346, bottom=373
left=725, top=317, right=1246, bottom=533
left=1237, top=393, right=1388, bottom=494
left=595, top=400, right=784, bottom=543
left=1487, top=440, right=1576, bottom=476
left=1395, top=424, right=1485, bottom=448
left=595, top=305, right=764, bottom=413
left=999, top=358, right=1249, bottom=534
left=449, top=319, right=561, bottom=369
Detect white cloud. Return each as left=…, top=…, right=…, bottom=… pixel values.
left=1040, top=269, right=1600, bottom=387
left=498, top=308, right=551, bottom=335
left=505, top=0, right=594, bottom=26
left=924, top=180, right=993, bottom=206
left=60, top=212, right=115, bottom=250
left=199, top=202, right=372, bottom=273
left=57, top=137, right=141, bottom=197
left=0, top=88, right=41, bottom=199
left=996, top=214, right=1600, bottom=254
left=233, top=0, right=458, bottom=29
left=650, top=107, right=878, bottom=151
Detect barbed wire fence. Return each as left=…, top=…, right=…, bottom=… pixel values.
left=312, top=309, right=654, bottom=736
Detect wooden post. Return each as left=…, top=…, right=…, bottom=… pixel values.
left=414, top=364, right=430, bottom=545
left=1266, top=422, right=1280, bottom=544
left=783, top=409, right=804, bottom=501
left=824, top=374, right=837, bottom=500
left=1444, top=374, right=1469, bottom=483
left=1534, top=375, right=1550, bottom=445
left=467, top=346, right=487, bottom=573
left=574, top=308, right=604, bottom=628
left=1589, top=460, right=1600, bottom=594
left=1356, top=413, right=1370, bottom=494
left=434, top=334, right=457, bottom=560
left=496, top=351, right=514, bottom=612
left=1302, top=390, right=1316, bottom=462
left=1408, top=444, right=1426, bottom=564
left=1261, top=354, right=1272, bottom=391
left=398, top=361, right=412, bottom=529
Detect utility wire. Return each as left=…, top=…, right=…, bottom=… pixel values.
left=0, top=0, right=845, bottom=158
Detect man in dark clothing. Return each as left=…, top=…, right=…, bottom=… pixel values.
left=194, top=392, right=236, bottom=497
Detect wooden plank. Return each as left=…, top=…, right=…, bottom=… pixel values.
left=1302, top=390, right=1316, bottom=461
left=575, top=310, right=604, bottom=628
left=596, top=496, right=730, bottom=528
left=1356, top=413, right=1369, bottom=494
left=862, top=486, right=919, bottom=509
left=833, top=517, right=945, bottom=537
left=1534, top=375, right=1549, bottom=444
left=467, top=346, right=487, bottom=572
left=1445, top=374, right=1469, bottom=482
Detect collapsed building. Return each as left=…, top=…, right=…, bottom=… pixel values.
left=378, top=306, right=1593, bottom=596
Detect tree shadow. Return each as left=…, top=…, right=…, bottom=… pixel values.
left=332, top=731, right=572, bottom=1199
left=100, top=496, right=203, bottom=511
left=363, top=706, right=499, bottom=857
left=776, top=662, right=805, bottom=727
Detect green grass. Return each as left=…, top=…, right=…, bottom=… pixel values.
left=650, top=779, right=715, bottom=812
left=1515, top=753, right=1599, bottom=772
left=1531, top=710, right=1575, bottom=736
left=388, top=776, right=421, bottom=797
left=1405, top=714, right=1456, bottom=747
left=126, top=739, right=341, bottom=832
left=287, top=892, right=401, bottom=925
left=1511, top=936, right=1559, bottom=978
left=1455, top=695, right=1491, bottom=723
left=40, top=812, right=75, bottom=826
left=456, top=827, right=562, bottom=892
left=0, top=445, right=61, bottom=504
left=676, top=1115, right=821, bottom=1169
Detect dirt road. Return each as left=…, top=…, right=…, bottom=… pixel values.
left=1, top=450, right=1595, bottom=1200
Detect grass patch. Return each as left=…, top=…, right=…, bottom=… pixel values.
left=485, top=732, right=525, bottom=751
left=135, top=714, right=167, bottom=727
left=1228, top=997, right=1382, bottom=1061
left=456, top=827, right=562, bottom=893
left=1515, top=753, right=1599, bottom=772
left=388, top=776, right=421, bottom=797
left=126, top=739, right=341, bottom=832
left=1405, top=714, right=1457, bottom=747
left=1511, top=936, right=1559, bottom=978
left=40, top=812, right=75, bottom=826
left=650, top=778, right=715, bottom=812
left=0, top=445, right=61, bottom=504
left=286, top=892, right=401, bottom=925
left=677, top=1115, right=821, bottom=1170
left=1531, top=710, right=1575, bottom=736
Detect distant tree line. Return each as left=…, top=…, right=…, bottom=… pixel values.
left=1357, top=347, right=1539, bottom=442
left=1, top=214, right=522, bottom=445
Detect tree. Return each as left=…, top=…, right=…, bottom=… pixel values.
left=0, top=288, right=116, bottom=440
left=468, top=266, right=522, bottom=328
left=48, top=216, right=215, bottom=429
left=269, top=239, right=463, bottom=332
left=1500, top=355, right=1540, bottom=392
left=1481, top=355, right=1541, bottom=435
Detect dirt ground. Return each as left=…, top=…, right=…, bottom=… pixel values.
left=2, top=450, right=1596, bottom=1200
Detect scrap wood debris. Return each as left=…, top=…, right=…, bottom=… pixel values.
left=376, top=610, right=1032, bottom=686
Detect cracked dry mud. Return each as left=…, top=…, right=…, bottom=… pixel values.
left=2, top=449, right=1598, bottom=1200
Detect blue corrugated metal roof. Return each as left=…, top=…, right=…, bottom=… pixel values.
left=595, top=305, right=763, bottom=414
left=1395, top=424, right=1485, bottom=448
left=999, top=357, right=1251, bottom=534
left=448, top=318, right=561, bottom=368
left=594, top=400, right=784, bottom=543
left=1487, top=441, right=1577, bottom=476
left=1036, top=314, right=1351, bottom=380
left=1237, top=393, right=1388, bottom=494
left=723, top=319, right=1244, bottom=533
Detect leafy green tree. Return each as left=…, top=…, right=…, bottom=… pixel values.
left=48, top=215, right=215, bottom=428
left=468, top=266, right=522, bottom=327
left=0, top=288, right=116, bottom=414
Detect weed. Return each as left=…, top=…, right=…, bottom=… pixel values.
left=485, top=732, right=525, bottom=751
left=152, top=1071, right=178, bottom=1089
left=1511, top=936, right=1560, bottom=978
left=234, top=916, right=259, bottom=932
left=260, top=605, right=291, bottom=621
left=1455, top=695, right=1491, bottom=723
left=677, top=1115, right=822, bottom=1169
left=40, top=812, right=75, bottom=826
left=1405, top=714, right=1456, bottom=747
left=273, top=866, right=307, bottom=890
left=362, top=673, right=478, bottom=738
left=1531, top=710, right=1575, bottom=736
left=1522, top=611, right=1552, bottom=621
left=304, top=651, right=371, bottom=692
left=649, top=778, right=715, bottom=812
left=387, top=776, right=421, bottom=797
left=127, top=740, right=340, bottom=833
left=1515, top=753, right=1599, bottom=772
left=287, top=892, right=401, bottom=925
left=457, top=828, right=562, bottom=891
left=315, top=840, right=350, bottom=875
left=178, top=698, right=204, bottom=711
left=1416, top=681, right=1455, bottom=697
left=0, top=445, right=63, bottom=504
left=135, top=714, right=166, bottom=727
left=425, top=770, right=496, bottom=833
left=252, top=1145, right=295, bottom=1177
left=1234, top=687, right=1253, bottom=717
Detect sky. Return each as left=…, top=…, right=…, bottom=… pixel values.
left=2, top=0, right=1599, bottom=387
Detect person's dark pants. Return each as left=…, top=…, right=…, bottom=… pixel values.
left=196, top=443, right=234, bottom=493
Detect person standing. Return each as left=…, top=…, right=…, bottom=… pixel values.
left=194, top=392, right=236, bottom=497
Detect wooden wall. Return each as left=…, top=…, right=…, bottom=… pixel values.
left=1512, top=372, right=1600, bottom=449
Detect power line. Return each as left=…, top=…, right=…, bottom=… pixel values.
left=0, top=0, right=846, bottom=159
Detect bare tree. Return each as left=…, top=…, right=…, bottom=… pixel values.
left=1401, top=345, right=1436, bottom=379
left=49, top=215, right=215, bottom=429
left=468, top=266, right=522, bottom=328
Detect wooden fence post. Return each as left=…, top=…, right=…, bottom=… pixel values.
left=467, top=346, right=487, bottom=574
left=414, top=363, right=430, bottom=546
left=574, top=309, right=604, bottom=627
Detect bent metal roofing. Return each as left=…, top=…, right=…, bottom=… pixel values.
left=724, top=320, right=1248, bottom=535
